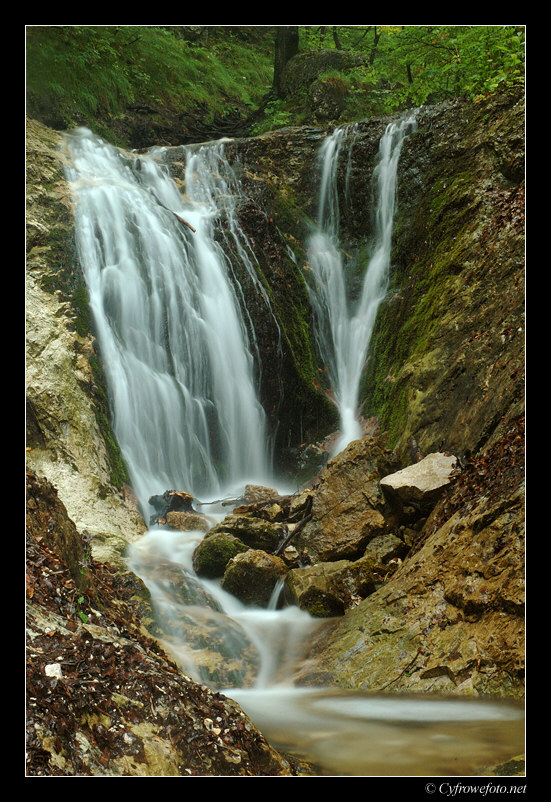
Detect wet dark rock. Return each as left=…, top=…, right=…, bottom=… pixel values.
left=148, top=489, right=200, bottom=526
left=294, top=436, right=400, bottom=563
left=285, top=555, right=376, bottom=617
left=193, top=531, right=250, bottom=579
left=205, top=514, right=287, bottom=553
left=221, top=550, right=289, bottom=607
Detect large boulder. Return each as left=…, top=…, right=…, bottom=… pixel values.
left=193, top=531, right=250, bottom=579
left=294, top=436, right=400, bottom=563
left=205, top=515, right=287, bottom=554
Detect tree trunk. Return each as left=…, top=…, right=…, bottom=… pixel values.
left=273, top=26, right=299, bottom=99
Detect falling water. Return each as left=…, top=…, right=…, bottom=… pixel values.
left=64, top=126, right=523, bottom=776
left=64, top=128, right=271, bottom=509
left=307, top=114, right=417, bottom=455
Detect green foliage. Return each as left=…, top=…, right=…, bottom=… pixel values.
left=27, top=25, right=524, bottom=136
left=26, top=25, right=274, bottom=129
left=300, top=25, right=525, bottom=113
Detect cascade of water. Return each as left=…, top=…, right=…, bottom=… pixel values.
left=65, top=126, right=317, bottom=691
left=63, top=125, right=523, bottom=775
left=307, top=114, right=417, bottom=455
left=64, top=128, right=271, bottom=510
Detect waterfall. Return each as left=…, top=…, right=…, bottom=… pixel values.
left=63, top=124, right=523, bottom=776
left=307, top=114, right=417, bottom=455
left=64, top=128, right=271, bottom=510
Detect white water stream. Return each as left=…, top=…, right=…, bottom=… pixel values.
left=307, top=115, right=417, bottom=455
left=64, top=127, right=523, bottom=776
left=65, top=128, right=271, bottom=509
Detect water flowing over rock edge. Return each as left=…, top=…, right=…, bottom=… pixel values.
left=25, top=89, right=528, bottom=776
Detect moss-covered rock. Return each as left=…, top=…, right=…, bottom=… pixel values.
left=221, top=550, right=289, bottom=607
left=193, top=531, right=250, bottom=579
left=285, top=555, right=376, bottom=617
left=205, top=514, right=287, bottom=554
left=360, top=92, right=525, bottom=463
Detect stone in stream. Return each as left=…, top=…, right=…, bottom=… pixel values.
left=193, top=531, right=250, bottom=579
left=221, top=549, right=289, bottom=607
left=148, top=489, right=199, bottom=526
left=284, top=555, right=376, bottom=617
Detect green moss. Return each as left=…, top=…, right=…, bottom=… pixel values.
left=88, top=351, right=130, bottom=489
left=361, top=148, right=485, bottom=453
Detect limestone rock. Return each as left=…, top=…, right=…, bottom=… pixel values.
left=380, top=452, right=458, bottom=510
left=26, top=118, right=146, bottom=563
left=295, top=436, right=399, bottom=563
left=221, top=550, right=289, bottom=607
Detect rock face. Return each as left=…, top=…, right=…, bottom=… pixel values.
left=360, top=92, right=525, bottom=464
left=294, top=417, right=525, bottom=700
left=26, top=118, right=146, bottom=563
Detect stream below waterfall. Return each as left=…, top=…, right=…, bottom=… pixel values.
left=64, top=124, right=524, bottom=776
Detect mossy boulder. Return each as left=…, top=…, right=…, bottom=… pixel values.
left=193, top=531, right=250, bottom=579
left=206, top=514, right=287, bottom=554
left=221, top=550, right=289, bottom=607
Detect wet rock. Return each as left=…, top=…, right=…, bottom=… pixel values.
left=221, top=550, right=289, bottom=607
left=281, top=545, right=300, bottom=567
left=294, top=422, right=525, bottom=699
left=243, top=484, right=281, bottom=503
left=363, top=533, right=408, bottom=568
left=285, top=555, right=376, bottom=617
left=295, top=436, right=399, bottom=563
left=166, top=510, right=210, bottom=532
left=206, top=514, right=287, bottom=554
left=148, top=489, right=198, bottom=526
left=193, top=531, right=250, bottom=579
